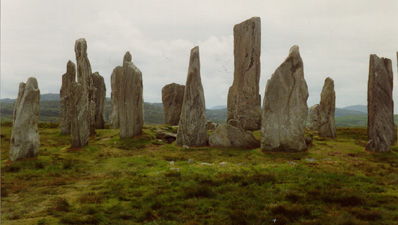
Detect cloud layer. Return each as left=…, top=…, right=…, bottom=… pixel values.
left=1, top=0, right=397, bottom=109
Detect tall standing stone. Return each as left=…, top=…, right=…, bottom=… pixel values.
left=176, top=46, right=208, bottom=146
left=162, top=83, right=185, bottom=125
left=91, top=72, right=106, bottom=129
left=75, top=38, right=96, bottom=136
left=60, top=61, right=76, bottom=135
left=227, top=17, right=261, bottom=131
left=69, top=81, right=89, bottom=147
left=110, top=66, right=122, bottom=129
left=10, top=77, right=40, bottom=161
left=261, top=46, right=308, bottom=152
left=366, top=54, right=394, bottom=153
left=308, top=104, right=320, bottom=130
left=111, top=52, right=144, bottom=138
left=318, top=77, right=336, bottom=138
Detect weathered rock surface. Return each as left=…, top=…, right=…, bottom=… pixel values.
left=318, top=77, right=336, bottom=137
left=206, top=121, right=218, bottom=131
left=227, top=17, right=261, bottom=131
left=10, top=77, right=40, bottom=161
left=176, top=46, right=208, bottom=146
left=91, top=72, right=106, bottom=129
left=111, top=52, right=144, bottom=138
left=366, top=54, right=394, bottom=152
left=75, top=38, right=96, bottom=136
left=308, top=104, right=320, bottom=130
left=60, top=61, right=76, bottom=135
left=110, top=66, right=123, bottom=129
left=162, top=83, right=185, bottom=125
left=209, top=124, right=259, bottom=148
left=153, top=126, right=177, bottom=144
left=69, top=81, right=90, bottom=148
left=261, top=45, right=309, bottom=152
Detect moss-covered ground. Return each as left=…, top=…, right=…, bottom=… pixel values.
left=1, top=124, right=398, bottom=224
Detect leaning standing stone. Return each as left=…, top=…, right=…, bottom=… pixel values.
left=60, top=61, right=76, bottom=135
left=227, top=17, right=261, bottom=131
left=261, top=46, right=309, bottom=152
left=91, top=72, right=106, bottom=129
left=10, top=77, right=40, bottom=161
left=176, top=46, right=208, bottom=146
left=162, top=83, right=185, bottom=125
left=318, top=77, right=336, bottom=138
left=366, top=54, right=394, bottom=152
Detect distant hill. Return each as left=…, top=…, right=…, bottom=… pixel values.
left=0, top=95, right=382, bottom=127
left=210, top=105, right=227, bottom=110
left=335, top=108, right=366, bottom=117
left=0, top=93, right=61, bottom=103
left=206, top=108, right=227, bottom=124
left=343, top=105, right=367, bottom=114
left=0, top=98, right=14, bottom=103
left=40, top=93, right=61, bottom=101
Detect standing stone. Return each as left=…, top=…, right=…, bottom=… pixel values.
left=176, top=46, right=208, bottom=146
left=10, top=77, right=40, bottom=161
left=111, top=52, right=144, bottom=138
left=366, top=54, right=394, bottom=153
left=308, top=104, right=320, bottom=130
left=110, top=66, right=123, bottom=129
left=60, top=61, right=76, bottom=135
left=75, top=38, right=96, bottom=136
left=69, top=81, right=90, bottom=147
left=318, top=77, right=336, bottom=138
left=162, top=83, right=185, bottom=125
left=91, top=72, right=106, bottom=129
left=227, top=17, right=261, bottom=131
left=261, top=46, right=308, bottom=152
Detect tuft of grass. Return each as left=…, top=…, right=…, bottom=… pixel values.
left=271, top=204, right=311, bottom=222
left=349, top=208, right=382, bottom=221
left=308, top=189, right=365, bottom=206
left=184, top=183, right=215, bottom=199
left=51, top=197, right=70, bottom=213
left=78, top=192, right=105, bottom=204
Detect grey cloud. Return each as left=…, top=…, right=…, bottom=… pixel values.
left=1, top=0, right=397, bottom=110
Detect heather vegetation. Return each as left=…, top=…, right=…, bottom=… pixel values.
left=2, top=123, right=398, bottom=224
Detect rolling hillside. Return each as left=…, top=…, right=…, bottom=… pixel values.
left=0, top=94, right=381, bottom=127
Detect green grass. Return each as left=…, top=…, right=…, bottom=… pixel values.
left=1, top=124, right=398, bottom=224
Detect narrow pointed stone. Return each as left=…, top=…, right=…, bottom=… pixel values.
left=69, top=38, right=94, bottom=147
left=227, top=17, right=261, bottom=131
left=60, top=61, right=76, bottom=135
left=366, top=54, right=394, bottom=152
left=75, top=38, right=96, bottom=136
left=10, top=77, right=40, bottom=161
left=318, top=77, right=336, bottom=138
left=176, top=46, right=208, bottom=146
left=261, top=45, right=308, bottom=152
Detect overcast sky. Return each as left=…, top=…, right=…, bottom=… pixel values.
left=1, top=0, right=397, bottom=109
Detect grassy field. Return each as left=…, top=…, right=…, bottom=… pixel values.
left=1, top=124, right=398, bottom=224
